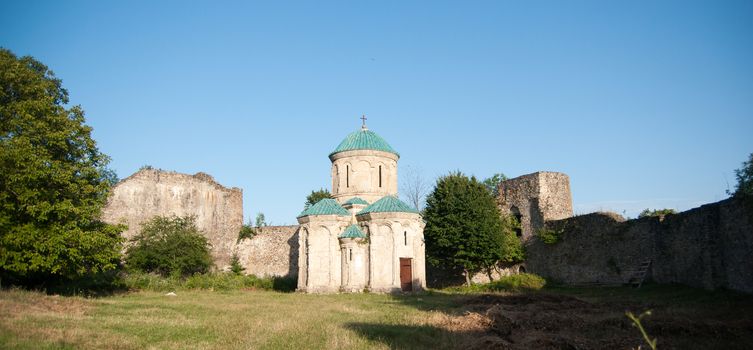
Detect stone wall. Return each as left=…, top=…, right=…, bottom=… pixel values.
left=498, top=172, right=573, bottom=241
left=102, top=168, right=243, bottom=268
left=526, top=198, right=753, bottom=293
left=236, top=226, right=299, bottom=278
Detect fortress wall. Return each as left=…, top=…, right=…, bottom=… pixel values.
left=236, top=225, right=299, bottom=278
left=526, top=198, right=753, bottom=293
left=102, top=168, right=243, bottom=268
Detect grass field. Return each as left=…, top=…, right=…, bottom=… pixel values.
left=2, top=284, right=752, bottom=349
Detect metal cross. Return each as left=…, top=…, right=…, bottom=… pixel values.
left=361, top=114, right=367, bottom=128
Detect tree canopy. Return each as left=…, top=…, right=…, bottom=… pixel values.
left=304, top=188, right=333, bottom=209
left=0, top=48, right=123, bottom=286
left=482, top=173, right=508, bottom=198
left=424, top=172, right=514, bottom=285
left=731, top=152, right=753, bottom=198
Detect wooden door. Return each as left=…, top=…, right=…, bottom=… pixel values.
left=400, top=258, right=412, bottom=292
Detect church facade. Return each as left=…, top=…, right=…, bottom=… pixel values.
left=296, top=122, right=426, bottom=293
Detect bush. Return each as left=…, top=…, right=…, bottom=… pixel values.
left=237, top=224, right=255, bottom=241
left=446, top=273, right=546, bottom=293
left=125, top=216, right=212, bottom=277
left=638, top=208, right=676, bottom=218
left=537, top=227, right=564, bottom=244
left=120, top=271, right=296, bottom=292
left=230, top=253, right=245, bottom=275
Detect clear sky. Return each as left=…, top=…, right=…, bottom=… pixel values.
left=2, top=1, right=752, bottom=225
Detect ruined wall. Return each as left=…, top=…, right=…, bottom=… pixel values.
left=526, top=198, right=753, bottom=293
left=236, top=226, right=299, bottom=278
left=102, top=168, right=243, bottom=268
left=498, top=172, right=573, bottom=241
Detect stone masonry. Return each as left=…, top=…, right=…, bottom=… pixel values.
left=236, top=225, right=299, bottom=277
left=525, top=198, right=753, bottom=293
left=497, top=171, right=573, bottom=241
left=102, top=168, right=243, bottom=269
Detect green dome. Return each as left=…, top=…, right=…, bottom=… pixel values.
left=330, top=128, right=399, bottom=157
left=343, top=197, right=369, bottom=206
left=357, top=196, right=419, bottom=215
left=297, top=198, right=350, bottom=218
left=339, top=224, right=366, bottom=239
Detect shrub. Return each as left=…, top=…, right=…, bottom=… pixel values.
left=238, top=224, right=255, bottom=241
left=125, top=216, right=212, bottom=277
left=120, top=271, right=296, bottom=292
left=446, top=273, right=546, bottom=293
left=537, top=227, right=563, bottom=244
left=230, top=253, right=245, bottom=275
left=638, top=208, right=676, bottom=218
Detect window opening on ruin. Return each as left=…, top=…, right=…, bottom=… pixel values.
left=404, top=231, right=407, bottom=245
left=379, top=165, right=382, bottom=188
left=346, top=165, right=349, bottom=188
left=511, top=206, right=523, bottom=237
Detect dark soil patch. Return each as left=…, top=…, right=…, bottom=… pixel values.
left=440, top=292, right=753, bottom=350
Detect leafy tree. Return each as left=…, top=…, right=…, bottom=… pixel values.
left=255, top=212, right=267, bottom=227
left=482, top=173, right=508, bottom=198
left=730, top=152, right=753, bottom=198
left=499, top=215, right=525, bottom=264
left=304, top=188, right=333, bottom=209
left=0, top=48, right=124, bottom=286
left=638, top=208, right=676, bottom=218
left=125, top=216, right=212, bottom=277
left=424, top=172, right=507, bottom=286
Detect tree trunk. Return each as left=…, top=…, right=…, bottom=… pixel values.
left=487, top=267, right=494, bottom=282
left=464, top=269, right=471, bottom=286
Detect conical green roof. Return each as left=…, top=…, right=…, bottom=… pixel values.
left=330, top=128, right=399, bottom=157
left=298, top=198, right=350, bottom=218
left=357, top=196, right=419, bottom=215
left=339, top=224, right=366, bottom=238
left=343, top=197, right=369, bottom=206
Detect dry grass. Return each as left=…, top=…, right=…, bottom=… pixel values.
left=2, top=285, right=752, bottom=349
left=0, top=289, right=469, bottom=350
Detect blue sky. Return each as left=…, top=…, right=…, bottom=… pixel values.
left=2, top=1, right=752, bottom=224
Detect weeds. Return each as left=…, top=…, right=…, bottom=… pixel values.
left=626, top=310, right=658, bottom=350
left=121, top=271, right=296, bottom=292
left=444, top=273, right=546, bottom=293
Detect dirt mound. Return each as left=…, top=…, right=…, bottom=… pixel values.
left=430, top=292, right=753, bottom=349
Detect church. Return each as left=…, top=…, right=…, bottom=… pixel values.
left=296, top=119, right=427, bottom=293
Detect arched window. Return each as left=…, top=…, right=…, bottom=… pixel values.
left=404, top=231, right=408, bottom=246
left=346, top=165, right=349, bottom=188
left=349, top=248, right=353, bottom=261
left=379, top=165, right=382, bottom=188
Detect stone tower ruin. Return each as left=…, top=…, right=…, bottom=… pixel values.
left=497, top=171, right=573, bottom=241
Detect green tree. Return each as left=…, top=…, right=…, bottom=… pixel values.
left=304, top=188, right=333, bottom=209
left=255, top=212, right=267, bottom=227
left=0, top=48, right=124, bottom=287
left=424, top=172, right=507, bottom=286
left=638, top=208, right=676, bottom=218
left=482, top=173, right=508, bottom=198
left=125, top=216, right=212, bottom=277
left=730, top=152, right=753, bottom=198
left=229, top=253, right=245, bottom=275
left=499, top=215, right=525, bottom=264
